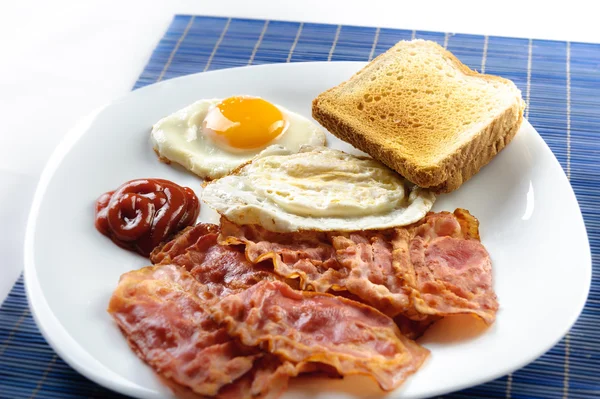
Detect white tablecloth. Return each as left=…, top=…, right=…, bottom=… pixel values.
left=0, top=0, right=596, bottom=303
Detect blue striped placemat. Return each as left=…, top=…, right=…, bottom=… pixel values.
left=2, top=15, right=599, bottom=399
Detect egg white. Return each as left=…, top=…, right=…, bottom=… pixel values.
left=202, top=146, right=436, bottom=232
left=150, top=98, right=326, bottom=179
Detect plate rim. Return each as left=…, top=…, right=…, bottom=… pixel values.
left=23, top=61, right=593, bottom=399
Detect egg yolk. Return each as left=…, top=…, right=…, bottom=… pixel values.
left=203, top=96, right=288, bottom=150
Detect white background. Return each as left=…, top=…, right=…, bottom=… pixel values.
left=1, top=0, right=597, bottom=304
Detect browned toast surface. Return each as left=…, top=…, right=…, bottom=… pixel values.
left=312, top=39, right=525, bottom=192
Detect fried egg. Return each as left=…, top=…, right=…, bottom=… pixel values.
left=151, top=96, right=326, bottom=179
left=202, top=146, right=436, bottom=232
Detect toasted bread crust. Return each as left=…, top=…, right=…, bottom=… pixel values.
left=312, top=40, right=526, bottom=193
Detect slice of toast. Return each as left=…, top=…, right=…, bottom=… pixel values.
left=312, top=39, right=525, bottom=193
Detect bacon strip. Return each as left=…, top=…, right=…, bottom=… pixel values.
left=113, top=229, right=305, bottom=398
left=402, top=209, right=497, bottom=323
left=151, top=223, right=281, bottom=303
left=211, top=280, right=429, bottom=391
left=107, top=265, right=258, bottom=397
left=150, top=223, right=220, bottom=265
left=219, top=209, right=498, bottom=324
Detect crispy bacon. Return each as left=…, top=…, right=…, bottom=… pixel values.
left=110, top=211, right=494, bottom=398
left=114, top=229, right=309, bottom=398
left=218, top=221, right=340, bottom=291
left=237, top=358, right=323, bottom=399
left=211, top=280, right=430, bottom=391
left=331, top=230, right=413, bottom=317
left=219, top=209, right=498, bottom=324
left=150, top=224, right=220, bottom=265
left=157, top=359, right=296, bottom=399
left=406, top=209, right=497, bottom=324
left=150, top=223, right=281, bottom=302
left=107, top=265, right=258, bottom=397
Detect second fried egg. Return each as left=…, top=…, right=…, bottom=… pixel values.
left=151, top=96, right=326, bottom=179
left=202, top=146, right=436, bottom=232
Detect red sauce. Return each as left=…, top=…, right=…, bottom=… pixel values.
left=95, top=179, right=200, bottom=257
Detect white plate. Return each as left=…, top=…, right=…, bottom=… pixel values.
left=24, top=62, right=591, bottom=399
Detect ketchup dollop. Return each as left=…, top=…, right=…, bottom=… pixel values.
left=95, top=179, right=200, bottom=257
